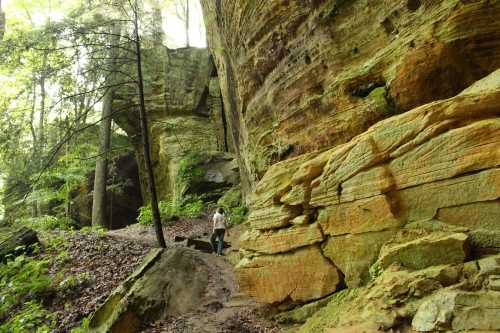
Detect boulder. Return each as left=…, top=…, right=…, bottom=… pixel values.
left=236, top=245, right=342, bottom=304
left=376, top=233, right=469, bottom=270
left=0, top=227, right=39, bottom=261
left=412, top=291, right=500, bottom=332
left=88, top=248, right=209, bottom=333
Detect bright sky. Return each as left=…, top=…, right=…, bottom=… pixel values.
left=2, top=0, right=206, bottom=48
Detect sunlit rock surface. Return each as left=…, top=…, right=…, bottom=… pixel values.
left=201, top=0, right=500, bottom=198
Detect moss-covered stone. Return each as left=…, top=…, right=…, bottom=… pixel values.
left=274, top=293, right=338, bottom=325
left=217, top=186, right=242, bottom=209
left=88, top=247, right=210, bottom=333
left=299, top=289, right=361, bottom=333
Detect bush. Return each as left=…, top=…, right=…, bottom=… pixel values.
left=228, top=204, right=248, bottom=225
left=137, top=196, right=204, bottom=225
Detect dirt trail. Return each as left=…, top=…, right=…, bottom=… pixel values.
left=109, top=221, right=281, bottom=333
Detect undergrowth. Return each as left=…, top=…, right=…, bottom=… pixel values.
left=137, top=196, right=204, bottom=225
left=0, top=234, right=71, bottom=332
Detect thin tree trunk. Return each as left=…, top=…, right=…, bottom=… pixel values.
left=38, top=52, right=48, bottom=156
left=30, top=72, right=37, bottom=158
left=0, top=0, right=5, bottom=40
left=35, top=51, right=48, bottom=216
left=133, top=0, right=166, bottom=248
left=29, top=72, right=38, bottom=217
left=91, top=23, right=122, bottom=228
left=185, top=0, right=190, bottom=47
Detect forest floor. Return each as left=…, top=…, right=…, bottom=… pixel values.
left=33, top=217, right=282, bottom=332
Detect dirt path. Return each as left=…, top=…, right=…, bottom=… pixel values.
left=142, top=252, right=280, bottom=333
left=109, top=221, right=281, bottom=333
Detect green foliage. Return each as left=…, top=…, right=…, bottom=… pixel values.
left=0, top=301, right=55, bottom=333
left=17, top=215, right=75, bottom=232
left=79, top=226, right=107, bottom=235
left=369, top=261, right=383, bottom=281
left=137, top=196, right=204, bottom=225
left=228, top=204, right=248, bottom=225
left=177, top=152, right=205, bottom=184
left=217, top=187, right=248, bottom=225
left=0, top=255, right=52, bottom=318
left=69, top=316, right=91, bottom=333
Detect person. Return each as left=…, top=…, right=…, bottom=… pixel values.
left=210, top=207, right=228, bottom=256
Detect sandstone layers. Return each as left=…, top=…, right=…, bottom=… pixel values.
left=201, top=0, right=500, bottom=310
left=202, top=0, right=500, bottom=198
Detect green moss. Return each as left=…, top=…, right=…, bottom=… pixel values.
left=274, top=293, right=338, bottom=324
left=367, top=86, right=396, bottom=115
left=299, top=288, right=361, bottom=333
left=177, top=152, right=205, bottom=185
left=217, top=186, right=242, bottom=209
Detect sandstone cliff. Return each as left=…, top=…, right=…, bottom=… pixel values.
left=200, top=0, right=500, bottom=325
left=113, top=47, right=238, bottom=204
left=201, top=0, right=500, bottom=198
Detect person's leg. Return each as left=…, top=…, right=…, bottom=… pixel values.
left=218, top=229, right=225, bottom=255
left=210, top=231, right=217, bottom=253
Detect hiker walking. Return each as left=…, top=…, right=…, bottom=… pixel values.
left=210, top=207, right=228, bottom=256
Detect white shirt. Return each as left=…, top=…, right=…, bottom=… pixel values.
left=212, top=212, right=226, bottom=230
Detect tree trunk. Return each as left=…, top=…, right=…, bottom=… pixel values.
left=0, top=227, right=39, bottom=262
left=91, top=23, right=122, bottom=228
left=0, top=0, right=5, bottom=40
left=133, top=0, right=166, bottom=248
left=38, top=51, right=48, bottom=157
left=185, top=0, right=190, bottom=47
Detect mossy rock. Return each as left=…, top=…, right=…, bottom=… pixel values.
left=88, top=247, right=210, bottom=333
left=299, top=288, right=362, bottom=333
left=217, top=186, right=242, bottom=209
left=274, top=293, right=338, bottom=325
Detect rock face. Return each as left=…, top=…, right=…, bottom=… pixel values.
left=201, top=0, right=500, bottom=198
left=236, top=245, right=341, bottom=304
left=300, top=254, right=500, bottom=332
left=228, top=70, right=500, bottom=303
left=200, top=0, right=500, bottom=309
left=113, top=47, right=236, bottom=203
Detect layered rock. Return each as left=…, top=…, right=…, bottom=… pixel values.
left=201, top=0, right=500, bottom=198
left=234, top=69, right=500, bottom=302
left=113, top=47, right=236, bottom=203
left=236, top=245, right=341, bottom=304
left=297, top=252, right=500, bottom=332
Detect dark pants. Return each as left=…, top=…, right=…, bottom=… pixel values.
left=210, top=228, right=225, bottom=255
